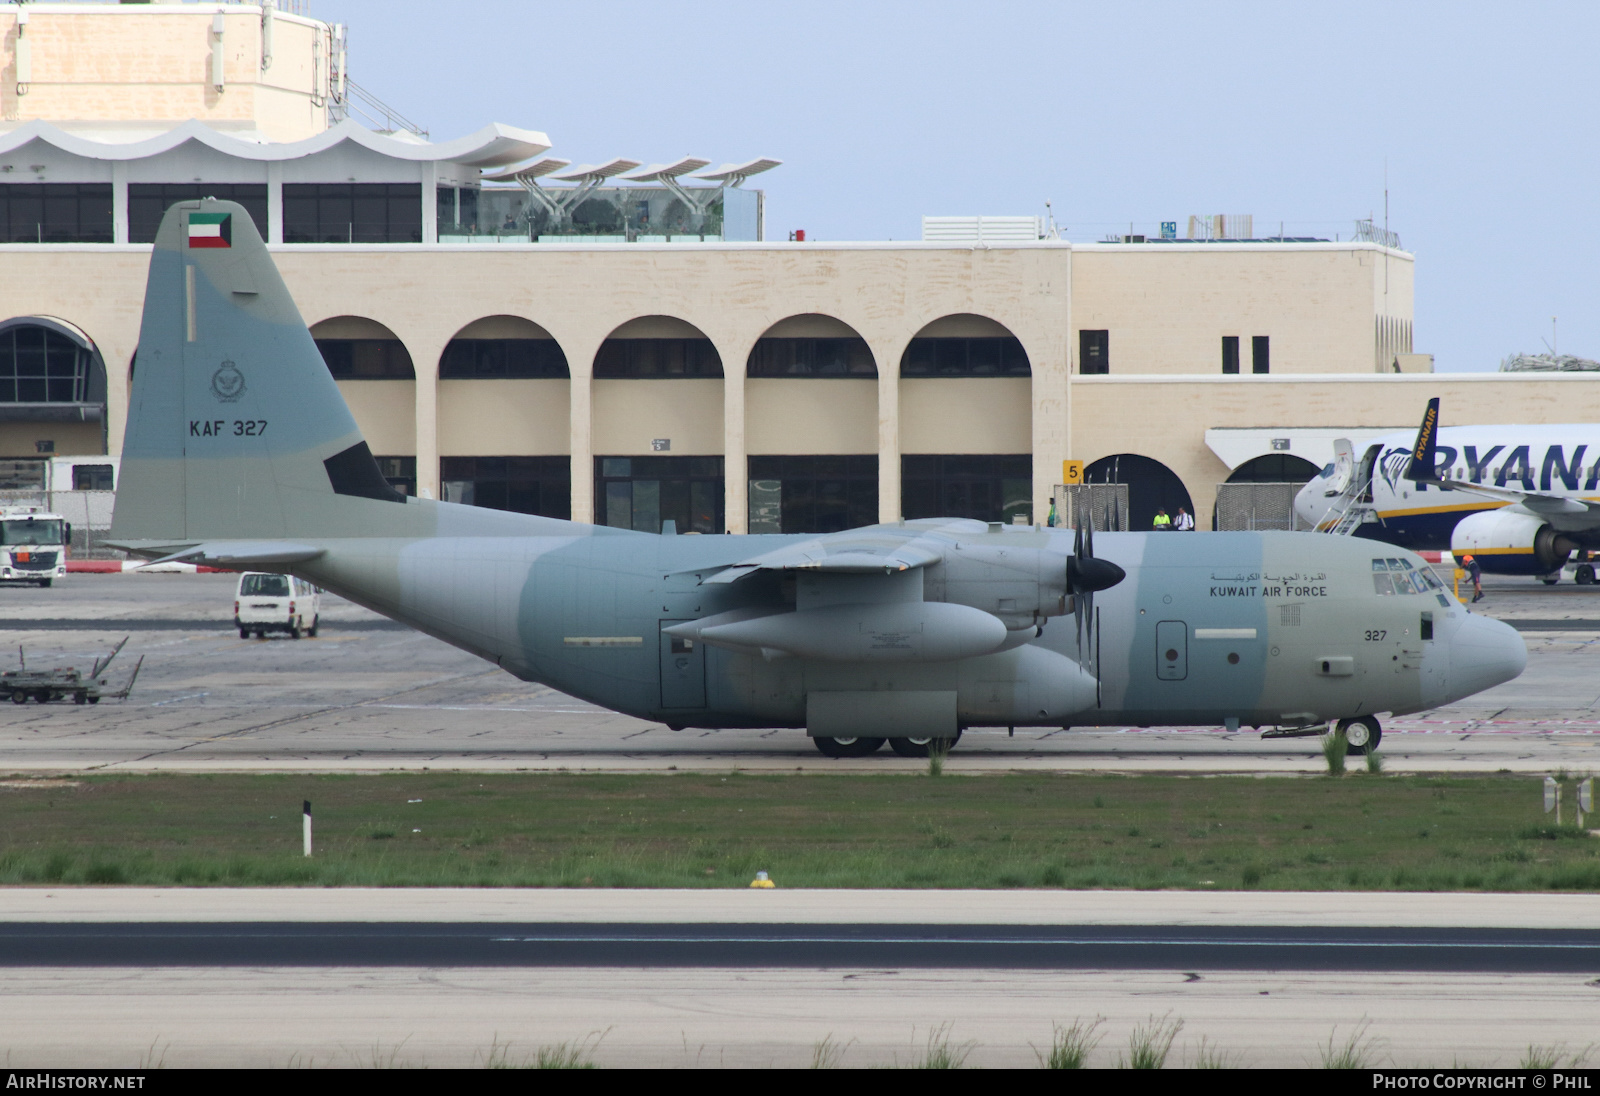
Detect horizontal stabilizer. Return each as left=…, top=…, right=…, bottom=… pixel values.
left=139, top=541, right=326, bottom=568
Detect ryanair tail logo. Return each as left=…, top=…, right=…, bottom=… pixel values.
left=187, top=212, right=232, bottom=249
left=1415, top=403, right=1437, bottom=461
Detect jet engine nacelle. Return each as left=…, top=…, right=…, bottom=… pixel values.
left=1451, top=509, right=1579, bottom=576
left=923, top=544, right=1071, bottom=630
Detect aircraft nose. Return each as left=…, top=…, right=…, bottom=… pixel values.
left=1293, top=480, right=1327, bottom=528
left=1448, top=613, right=1526, bottom=699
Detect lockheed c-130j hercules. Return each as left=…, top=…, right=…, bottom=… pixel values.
left=106, top=201, right=1528, bottom=758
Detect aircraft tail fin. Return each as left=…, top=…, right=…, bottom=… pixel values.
left=109, top=199, right=439, bottom=550
left=1403, top=397, right=1443, bottom=483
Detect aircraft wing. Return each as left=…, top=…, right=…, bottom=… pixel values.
left=1402, top=397, right=1600, bottom=520
left=703, top=521, right=978, bottom=583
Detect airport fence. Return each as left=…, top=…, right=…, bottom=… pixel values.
left=1213, top=482, right=1311, bottom=531
left=0, top=489, right=123, bottom=558
left=1053, top=484, right=1129, bottom=531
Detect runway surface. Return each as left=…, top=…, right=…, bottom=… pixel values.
left=6, top=921, right=1598, bottom=973
left=3, top=966, right=1595, bottom=1068
left=0, top=572, right=1597, bottom=773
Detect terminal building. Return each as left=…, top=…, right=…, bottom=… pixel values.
left=4, top=2, right=1599, bottom=538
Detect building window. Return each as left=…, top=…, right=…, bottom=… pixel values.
left=71, top=464, right=114, bottom=491
left=0, top=184, right=113, bottom=243
left=441, top=456, right=570, bottom=519
left=128, top=185, right=268, bottom=243
left=1222, top=336, right=1240, bottom=374
left=593, top=339, right=723, bottom=378
left=596, top=456, right=723, bottom=533
left=0, top=325, right=94, bottom=403
left=901, top=454, right=1032, bottom=524
left=315, top=340, right=416, bottom=379
left=283, top=183, right=422, bottom=243
left=748, top=456, right=877, bottom=533
left=1079, top=330, right=1109, bottom=374
left=747, top=338, right=875, bottom=377
left=375, top=456, right=416, bottom=497
left=440, top=339, right=569, bottom=379
left=1252, top=335, right=1270, bottom=374
left=900, top=337, right=1030, bottom=377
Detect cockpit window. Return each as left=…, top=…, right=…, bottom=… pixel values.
left=1385, top=558, right=1406, bottom=571
left=1419, top=569, right=1444, bottom=591
left=1371, top=559, right=1389, bottom=571
left=1373, top=572, right=1396, bottom=596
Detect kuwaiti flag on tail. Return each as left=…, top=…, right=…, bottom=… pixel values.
left=186, top=211, right=232, bottom=249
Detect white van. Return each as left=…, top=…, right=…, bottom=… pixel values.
left=234, top=572, right=320, bottom=639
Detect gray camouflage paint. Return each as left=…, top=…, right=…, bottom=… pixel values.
left=110, top=201, right=1527, bottom=736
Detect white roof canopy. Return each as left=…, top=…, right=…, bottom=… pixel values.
left=694, top=158, right=781, bottom=185
left=549, top=158, right=643, bottom=184
left=0, top=119, right=551, bottom=169
left=623, top=157, right=711, bottom=183
left=480, top=157, right=572, bottom=183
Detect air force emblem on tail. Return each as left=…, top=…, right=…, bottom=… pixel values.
left=187, top=211, right=232, bottom=249
left=210, top=360, right=246, bottom=402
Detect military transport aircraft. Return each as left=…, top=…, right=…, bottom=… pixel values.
left=1296, top=400, right=1600, bottom=581
left=106, top=201, right=1527, bottom=758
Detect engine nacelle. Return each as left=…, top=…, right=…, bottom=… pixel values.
left=1451, top=509, right=1578, bottom=576
left=923, top=543, right=1070, bottom=630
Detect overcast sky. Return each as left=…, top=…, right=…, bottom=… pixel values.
left=315, top=0, right=1597, bottom=374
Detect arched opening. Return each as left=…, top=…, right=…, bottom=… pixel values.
left=900, top=314, right=1033, bottom=523
left=746, top=314, right=877, bottom=534
left=0, top=316, right=109, bottom=464
left=1214, top=453, right=1322, bottom=531
left=438, top=315, right=571, bottom=520
left=308, top=316, right=415, bottom=494
left=441, top=315, right=568, bottom=378
left=309, top=316, right=415, bottom=379
left=594, top=316, right=724, bottom=533
left=1084, top=453, right=1195, bottom=533
left=1225, top=453, right=1321, bottom=484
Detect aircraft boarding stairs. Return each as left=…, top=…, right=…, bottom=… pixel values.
left=1323, top=495, right=1379, bottom=536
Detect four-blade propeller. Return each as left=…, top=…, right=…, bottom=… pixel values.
left=1067, top=502, right=1127, bottom=680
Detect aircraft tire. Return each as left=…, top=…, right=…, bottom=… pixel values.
left=1577, top=564, right=1596, bottom=586
left=1336, top=716, right=1381, bottom=755
left=888, top=731, right=964, bottom=759
left=813, top=736, right=886, bottom=758
left=1542, top=575, right=1560, bottom=585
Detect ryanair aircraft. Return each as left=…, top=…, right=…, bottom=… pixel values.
left=1296, top=401, right=1600, bottom=581
left=106, top=202, right=1527, bottom=758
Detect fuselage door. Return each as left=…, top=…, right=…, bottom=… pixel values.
left=660, top=620, right=707, bottom=709
left=1156, top=620, right=1188, bottom=681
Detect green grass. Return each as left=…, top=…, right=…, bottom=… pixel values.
left=0, top=771, right=1596, bottom=889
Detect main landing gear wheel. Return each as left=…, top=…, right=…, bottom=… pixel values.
left=812, top=736, right=886, bottom=758
left=888, top=731, right=964, bottom=758
left=1336, top=716, right=1381, bottom=755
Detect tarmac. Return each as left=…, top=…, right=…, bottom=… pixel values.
left=0, top=571, right=1595, bottom=774
left=3, top=571, right=1599, bottom=1068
